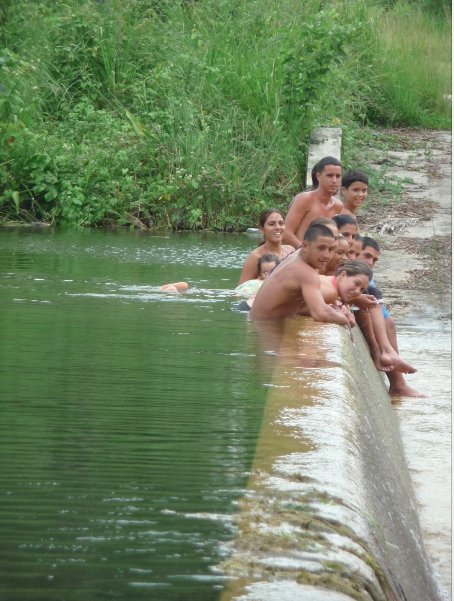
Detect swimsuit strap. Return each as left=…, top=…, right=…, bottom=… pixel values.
left=332, top=274, right=337, bottom=290
left=264, top=244, right=288, bottom=260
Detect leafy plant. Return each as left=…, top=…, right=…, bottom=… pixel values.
left=280, top=10, right=356, bottom=135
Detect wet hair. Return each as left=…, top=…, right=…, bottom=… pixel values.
left=361, top=236, right=380, bottom=253
left=303, top=224, right=335, bottom=243
left=310, top=163, right=319, bottom=190
left=342, top=169, right=369, bottom=189
left=332, top=214, right=358, bottom=230
left=310, top=216, right=337, bottom=228
left=257, top=209, right=284, bottom=247
left=335, top=259, right=373, bottom=281
left=258, top=254, right=279, bottom=272
left=316, top=156, right=342, bottom=174
left=355, top=233, right=363, bottom=243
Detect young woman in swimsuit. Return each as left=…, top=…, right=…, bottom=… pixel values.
left=238, top=209, right=295, bottom=285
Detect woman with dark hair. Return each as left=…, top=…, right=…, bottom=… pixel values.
left=237, top=209, right=295, bottom=285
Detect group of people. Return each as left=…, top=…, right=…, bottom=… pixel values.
left=234, top=156, right=424, bottom=398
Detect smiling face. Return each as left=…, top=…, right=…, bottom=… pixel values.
left=342, top=181, right=368, bottom=208
left=303, top=235, right=337, bottom=270
left=334, top=238, right=349, bottom=267
left=259, top=212, right=285, bottom=244
left=316, top=165, right=342, bottom=195
left=323, top=237, right=349, bottom=274
left=337, top=272, right=370, bottom=302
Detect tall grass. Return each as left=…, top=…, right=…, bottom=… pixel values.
left=368, top=1, right=452, bottom=125
left=0, top=0, right=451, bottom=227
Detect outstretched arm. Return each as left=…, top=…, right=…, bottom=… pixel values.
left=302, top=271, right=352, bottom=331
left=283, top=193, right=311, bottom=247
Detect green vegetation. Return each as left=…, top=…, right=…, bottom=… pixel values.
left=0, top=0, right=451, bottom=228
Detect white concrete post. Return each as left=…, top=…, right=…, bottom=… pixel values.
left=306, top=127, right=342, bottom=189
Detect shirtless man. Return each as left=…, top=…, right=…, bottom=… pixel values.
left=283, top=157, right=343, bottom=247
left=250, top=224, right=352, bottom=334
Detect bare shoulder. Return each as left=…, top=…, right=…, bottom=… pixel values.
left=293, top=257, right=319, bottom=281
left=245, top=246, right=263, bottom=260
left=332, top=196, right=344, bottom=213
left=289, top=191, right=314, bottom=212
left=283, top=244, right=296, bottom=253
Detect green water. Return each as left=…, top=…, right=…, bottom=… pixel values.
left=0, top=227, right=270, bottom=601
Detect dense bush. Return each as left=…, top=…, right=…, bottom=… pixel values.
left=0, top=0, right=451, bottom=228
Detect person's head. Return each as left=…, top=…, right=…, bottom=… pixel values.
left=302, top=224, right=336, bottom=270
left=357, top=236, right=380, bottom=268
left=332, top=214, right=357, bottom=246
left=335, top=260, right=373, bottom=302
left=346, top=234, right=362, bottom=261
left=335, top=235, right=350, bottom=268
left=257, top=254, right=279, bottom=280
left=324, top=235, right=349, bottom=275
left=341, top=170, right=368, bottom=209
left=310, top=217, right=338, bottom=242
left=315, top=156, right=342, bottom=194
left=257, top=209, right=285, bottom=247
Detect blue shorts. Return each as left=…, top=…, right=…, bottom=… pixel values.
left=382, top=304, right=390, bottom=319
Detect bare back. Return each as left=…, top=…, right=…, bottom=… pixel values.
left=283, top=191, right=343, bottom=248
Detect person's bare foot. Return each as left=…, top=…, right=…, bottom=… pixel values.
left=389, top=383, right=428, bottom=398
left=371, top=349, right=394, bottom=372
left=380, top=350, right=417, bottom=374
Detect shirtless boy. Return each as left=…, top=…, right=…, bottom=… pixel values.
left=283, top=157, right=343, bottom=247
left=356, top=237, right=424, bottom=397
left=250, top=224, right=352, bottom=334
left=340, top=170, right=368, bottom=223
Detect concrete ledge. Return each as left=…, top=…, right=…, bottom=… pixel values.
left=219, top=320, right=442, bottom=601
left=306, top=128, right=342, bottom=188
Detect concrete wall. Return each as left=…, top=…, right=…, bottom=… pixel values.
left=218, top=319, right=441, bottom=601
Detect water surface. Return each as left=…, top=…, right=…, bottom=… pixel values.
left=0, top=227, right=450, bottom=600
left=391, top=321, right=451, bottom=599
left=0, top=227, right=269, bottom=601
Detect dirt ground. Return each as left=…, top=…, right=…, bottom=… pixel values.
left=355, top=129, right=452, bottom=322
